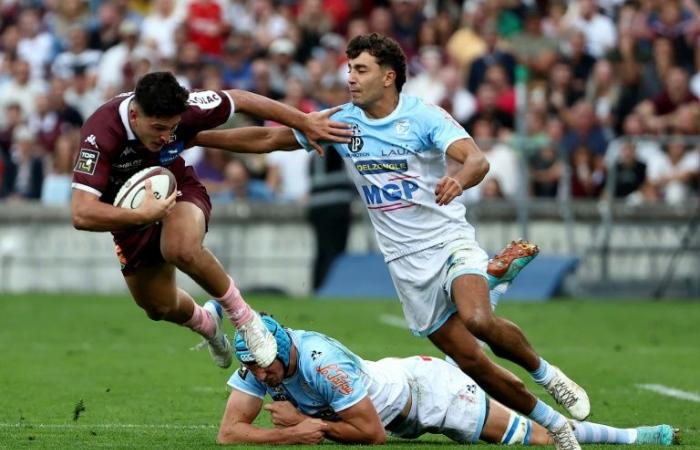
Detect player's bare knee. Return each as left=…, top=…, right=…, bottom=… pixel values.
left=461, top=309, right=495, bottom=340
left=141, top=302, right=171, bottom=321
left=162, top=243, right=200, bottom=268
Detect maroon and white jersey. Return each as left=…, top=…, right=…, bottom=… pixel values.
left=71, top=90, right=234, bottom=204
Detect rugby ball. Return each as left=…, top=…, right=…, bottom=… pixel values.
left=113, top=167, right=177, bottom=209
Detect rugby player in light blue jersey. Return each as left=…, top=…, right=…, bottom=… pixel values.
left=194, top=33, right=588, bottom=450
left=215, top=312, right=678, bottom=447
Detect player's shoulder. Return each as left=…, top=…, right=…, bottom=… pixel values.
left=327, top=102, right=356, bottom=120
left=186, top=89, right=228, bottom=111
left=401, top=94, right=448, bottom=117
left=295, top=332, right=355, bottom=373
left=81, top=93, right=130, bottom=147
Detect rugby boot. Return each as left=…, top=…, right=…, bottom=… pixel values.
left=237, top=310, right=277, bottom=367
left=487, top=239, right=540, bottom=289
left=203, top=300, right=233, bottom=369
left=549, top=421, right=581, bottom=450
left=545, top=366, right=591, bottom=421
left=635, top=425, right=679, bottom=445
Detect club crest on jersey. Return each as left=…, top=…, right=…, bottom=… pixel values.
left=75, top=148, right=99, bottom=175
left=347, top=123, right=364, bottom=153
left=394, top=119, right=410, bottom=135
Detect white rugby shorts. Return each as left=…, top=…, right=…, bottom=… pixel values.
left=386, top=237, right=488, bottom=336
left=389, top=355, right=487, bottom=443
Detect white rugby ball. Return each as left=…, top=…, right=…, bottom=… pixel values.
left=113, top=166, right=177, bottom=209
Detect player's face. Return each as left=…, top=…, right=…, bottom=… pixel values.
left=347, top=52, right=393, bottom=109
left=246, top=359, right=285, bottom=386
left=130, top=106, right=181, bottom=152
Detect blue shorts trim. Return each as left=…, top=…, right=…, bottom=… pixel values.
left=411, top=307, right=456, bottom=337
left=472, top=393, right=488, bottom=443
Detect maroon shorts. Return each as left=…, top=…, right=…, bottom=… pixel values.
left=113, top=165, right=212, bottom=276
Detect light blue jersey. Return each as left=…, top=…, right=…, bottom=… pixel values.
left=228, top=329, right=409, bottom=425
left=294, top=95, right=476, bottom=261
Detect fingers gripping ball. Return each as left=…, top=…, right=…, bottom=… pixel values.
left=113, top=167, right=177, bottom=209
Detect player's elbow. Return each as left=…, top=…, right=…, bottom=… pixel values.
left=216, top=427, right=240, bottom=445
left=477, top=155, right=490, bottom=180
left=71, top=206, right=90, bottom=231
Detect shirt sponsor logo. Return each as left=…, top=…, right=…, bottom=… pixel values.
left=362, top=180, right=419, bottom=205
left=75, top=148, right=99, bottom=175
left=355, top=159, right=408, bottom=175
left=113, top=159, right=143, bottom=171
left=188, top=90, right=222, bottom=110
left=159, top=140, right=184, bottom=165
left=316, top=364, right=353, bottom=395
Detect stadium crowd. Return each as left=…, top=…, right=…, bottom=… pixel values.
left=0, top=0, right=699, bottom=206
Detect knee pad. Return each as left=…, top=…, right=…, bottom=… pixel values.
left=500, top=411, right=532, bottom=445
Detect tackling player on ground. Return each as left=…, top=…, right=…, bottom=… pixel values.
left=71, top=72, right=352, bottom=369
left=195, top=34, right=588, bottom=449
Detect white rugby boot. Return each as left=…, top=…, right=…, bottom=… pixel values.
left=544, top=366, right=590, bottom=420
left=549, top=421, right=581, bottom=450
left=202, top=300, right=233, bottom=369
left=237, top=311, right=277, bottom=367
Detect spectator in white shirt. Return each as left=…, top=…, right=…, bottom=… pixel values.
left=572, top=0, right=617, bottom=58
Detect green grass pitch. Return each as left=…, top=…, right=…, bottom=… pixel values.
left=0, top=294, right=698, bottom=449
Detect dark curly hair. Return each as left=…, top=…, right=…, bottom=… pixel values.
left=346, top=33, right=407, bottom=93
left=134, top=72, right=189, bottom=117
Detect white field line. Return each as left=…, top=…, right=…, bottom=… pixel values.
left=636, top=383, right=700, bottom=402
left=0, top=423, right=217, bottom=430
left=379, top=314, right=407, bottom=329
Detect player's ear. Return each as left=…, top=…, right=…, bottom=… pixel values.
left=384, top=69, right=396, bottom=88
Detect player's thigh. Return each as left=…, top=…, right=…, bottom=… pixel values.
left=160, top=201, right=206, bottom=259
left=428, top=314, right=490, bottom=370
left=124, top=263, right=178, bottom=313
left=451, top=274, right=493, bottom=327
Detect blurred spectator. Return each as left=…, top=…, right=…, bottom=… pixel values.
left=221, top=34, right=255, bottom=90
left=266, top=148, right=311, bottom=203
left=0, top=103, right=23, bottom=156
left=641, top=37, right=676, bottom=100
left=472, top=119, right=520, bottom=199
left=47, top=0, right=90, bottom=46
left=308, top=148, right=354, bottom=290
left=403, top=46, right=446, bottom=104
left=51, top=25, right=102, bottom=80
left=213, top=158, right=275, bottom=203
left=542, top=0, right=570, bottom=41
left=194, top=147, right=231, bottom=199
left=466, top=21, right=516, bottom=94
left=389, top=0, right=425, bottom=59
left=612, top=142, right=647, bottom=199
left=584, top=59, right=621, bottom=130
left=562, top=100, right=609, bottom=156
left=87, top=2, right=125, bottom=52
left=606, top=112, right=665, bottom=168
left=484, top=64, right=515, bottom=116
left=648, top=0, right=698, bottom=72
left=250, top=0, right=289, bottom=49
left=185, top=0, right=229, bottom=58
left=96, top=20, right=143, bottom=96
left=637, top=66, right=699, bottom=133
left=545, top=60, right=583, bottom=118
left=0, top=59, right=46, bottom=124
left=40, top=131, right=77, bottom=206
left=569, top=145, right=606, bottom=198
left=508, top=9, right=558, bottom=80
left=16, top=8, right=55, bottom=80
left=296, top=0, right=334, bottom=62
left=466, top=82, right=514, bottom=132
left=437, top=65, right=476, bottom=125
left=1, top=126, right=43, bottom=200
left=571, top=0, right=617, bottom=58
left=562, top=31, right=596, bottom=94
left=530, top=144, right=563, bottom=198
left=267, top=38, right=307, bottom=95
left=250, top=58, right=282, bottom=101
left=64, top=64, right=103, bottom=119
left=646, top=137, right=700, bottom=205
left=141, top=0, right=182, bottom=59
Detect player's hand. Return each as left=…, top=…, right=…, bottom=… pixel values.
left=264, top=401, right=306, bottom=427
left=137, top=179, right=177, bottom=223
left=434, top=176, right=463, bottom=206
left=301, top=106, right=353, bottom=156
left=290, top=418, right=328, bottom=444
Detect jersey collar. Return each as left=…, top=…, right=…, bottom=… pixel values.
left=358, top=93, right=404, bottom=125
left=118, top=95, right=137, bottom=140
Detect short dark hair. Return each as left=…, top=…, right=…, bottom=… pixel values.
left=346, top=33, right=407, bottom=92
left=134, top=72, right=189, bottom=117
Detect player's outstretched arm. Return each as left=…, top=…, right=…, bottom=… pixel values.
left=225, top=90, right=352, bottom=153
left=217, top=390, right=327, bottom=445
left=191, top=127, right=299, bottom=154
left=435, top=138, right=490, bottom=206
left=71, top=180, right=176, bottom=232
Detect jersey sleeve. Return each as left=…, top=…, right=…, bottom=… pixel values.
left=179, top=90, right=235, bottom=138
left=423, top=102, right=470, bottom=153
left=71, top=119, right=117, bottom=198
left=307, top=346, right=368, bottom=413
left=227, top=367, right=267, bottom=399
left=291, top=129, right=334, bottom=154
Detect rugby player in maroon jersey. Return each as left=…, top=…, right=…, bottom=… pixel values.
left=71, top=72, right=351, bottom=369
